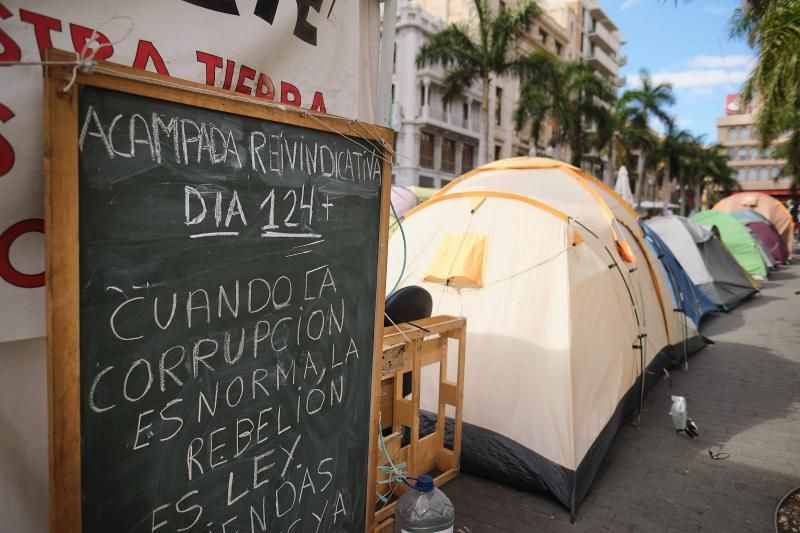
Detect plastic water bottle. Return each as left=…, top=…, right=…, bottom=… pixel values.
left=394, top=475, right=455, bottom=533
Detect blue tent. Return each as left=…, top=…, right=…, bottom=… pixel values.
left=640, top=221, right=717, bottom=326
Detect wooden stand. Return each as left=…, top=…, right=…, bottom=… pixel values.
left=373, top=315, right=466, bottom=532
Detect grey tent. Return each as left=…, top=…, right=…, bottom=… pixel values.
left=644, top=216, right=758, bottom=309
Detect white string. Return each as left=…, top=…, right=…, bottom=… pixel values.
left=0, top=16, right=134, bottom=93
left=64, top=16, right=134, bottom=92
left=348, top=117, right=424, bottom=172
left=383, top=312, right=412, bottom=344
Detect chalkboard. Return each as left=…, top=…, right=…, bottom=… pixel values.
left=44, top=50, right=391, bottom=533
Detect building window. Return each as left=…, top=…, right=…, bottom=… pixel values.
left=772, top=166, right=781, bottom=179
left=462, top=102, right=469, bottom=127
left=539, top=29, right=548, bottom=44
left=740, top=127, right=750, bottom=140
left=759, top=167, right=769, bottom=180
left=494, top=145, right=502, bottom=161
left=441, top=138, right=456, bottom=172
left=441, top=179, right=452, bottom=187
left=760, top=147, right=769, bottom=159
left=555, top=42, right=562, bottom=56
left=729, top=127, right=738, bottom=141
left=419, top=176, right=435, bottom=188
left=462, top=144, right=475, bottom=173
left=420, top=132, right=434, bottom=168
left=737, top=168, right=746, bottom=181
left=750, top=147, right=759, bottom=160
left=495, top=87, right=503, bottom=126
left=738, top=148, right=747, bottom=161
left=727, top=148, right=735, bottom=160
left=748, top=167, right=757, bottom=180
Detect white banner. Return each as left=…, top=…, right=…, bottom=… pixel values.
left=0, top=0, right=379, bottom=341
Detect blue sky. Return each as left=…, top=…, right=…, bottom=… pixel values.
left=603, top=0, right=754, bottom=143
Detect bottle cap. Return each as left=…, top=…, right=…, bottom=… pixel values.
left=415, top=475, right=434, bottom=492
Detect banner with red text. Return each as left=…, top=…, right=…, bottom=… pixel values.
left=0, top=0, right=380, bottom=341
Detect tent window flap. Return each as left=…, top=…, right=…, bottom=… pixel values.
left=425, top=233, right=488, bottom=288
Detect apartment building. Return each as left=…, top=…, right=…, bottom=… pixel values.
left=716, top=93, right=792, bottom=200
left=389, top=0, right=624, bottom=187
left=545, top=0, right=625, bottom=83
left=545, top=0, right=625, bottom=173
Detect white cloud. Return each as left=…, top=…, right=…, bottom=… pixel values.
left=686, top=54, right=753, bottom=68
left=620, top=0, right=640, bottom=11
left=626, top=69, right=749, bottom=89
left=685, top=85, right=717, bottom=102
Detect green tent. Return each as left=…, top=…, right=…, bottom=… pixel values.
left=691, top=210, right=768, bottom=279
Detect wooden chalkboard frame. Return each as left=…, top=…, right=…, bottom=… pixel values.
left=43, top=48, right=392, bottom=533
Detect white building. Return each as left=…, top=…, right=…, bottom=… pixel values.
left=389, top=0, right=625, bottom=187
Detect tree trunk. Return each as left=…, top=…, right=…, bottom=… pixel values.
left=635, top=150, right=646, bottom=209
left=693, top=185, right=702, bottom=214
left=605, top=137, right=617, bottom=186
left=479, top=76, right=491, bottom=165
left=662, top=174, right=672, bottom=216
left=679, top=175, right=686, bottom=216
left=571, top=113, right=582, bottom=167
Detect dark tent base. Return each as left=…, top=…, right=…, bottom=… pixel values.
left=696, top=238, right=759, bottom=309
left=699, top=281, right=758, bottom=311
left=420, top=338, right=710, bottom=517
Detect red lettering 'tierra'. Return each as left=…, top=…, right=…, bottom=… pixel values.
left=255, top=73, right=275, bottom=101
left=132, top=40, right=170, bottom=75
left=0, top=102, right=15, bottom=178
left=196, top=51, right=223, bottom=86
left=234, top=65, right=256, bottom=96
left=310, top=91, right=326, bottom=113
left=222, top=59, right=236, bottom=90
left=0, top=4, right=21, bottom=62
left=280, top=82, right=301, bottom=107
left=0, top=219, right=45, bottom=289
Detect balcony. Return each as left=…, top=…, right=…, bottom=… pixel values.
left=588, top=46, right=618, bottom=78
left=588, top=21, right=621, bottom=55
left=416, top=105, right=480, bottom=138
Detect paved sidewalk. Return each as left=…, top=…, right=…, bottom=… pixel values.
left=445, top=264, right=800, bottom=532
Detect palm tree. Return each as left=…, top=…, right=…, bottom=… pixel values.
left=731, top=0, right=800, bottom=146
left=514, top=53, right=614, bottom=167
left=564, top=61, right=614, bottom=168
left=657, top=120, right=694, bottom=215
left=774, top=127, right=800, bottom=190
left=599, top=97, right=654, bottom=186
left=513, top=50, right=562, bottom=155
left=621, top=69, right=675, bottom=207
left=694, top=145, right=738, bottom=210
left=416, top=0, right=540, bottom=165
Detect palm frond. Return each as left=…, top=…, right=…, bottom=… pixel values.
left=416, top=24, right=481, bottom=70
left=490, top=0, right=540, bottom=72
left=441, top=66, right=480, bottom=103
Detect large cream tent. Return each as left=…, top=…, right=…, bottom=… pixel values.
left=387, top=158, right=704, bottom=513
left=714, top=191, right=794, bottom=258
left=434, top=157, right=691, bottom=356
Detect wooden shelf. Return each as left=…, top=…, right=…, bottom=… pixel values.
left=373, top=315, right=466, bottom=531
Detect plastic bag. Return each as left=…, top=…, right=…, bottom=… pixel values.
left=669, top=395, right=699, bottom=438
